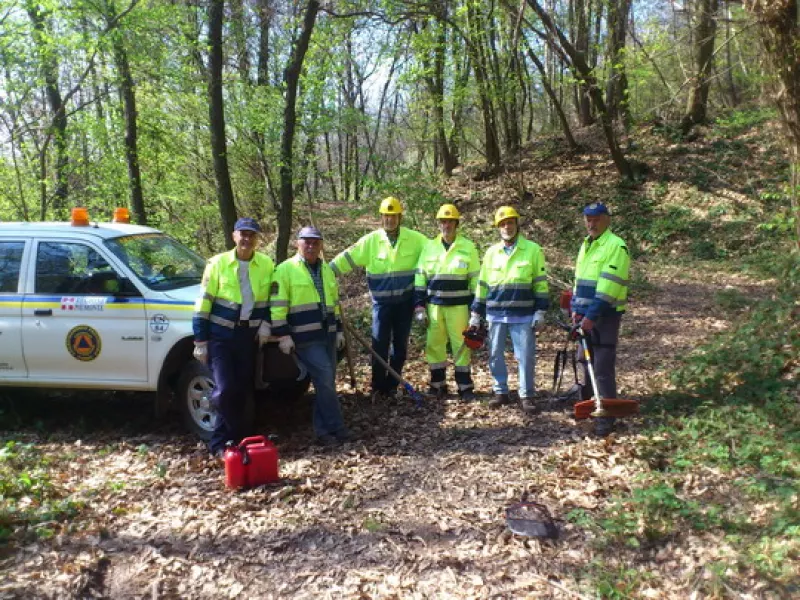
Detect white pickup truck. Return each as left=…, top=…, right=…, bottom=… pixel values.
left=0, top=214, right=303, bottom=439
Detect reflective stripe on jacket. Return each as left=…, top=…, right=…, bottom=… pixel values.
left=571, top=229, right=629, bottom=320
left=470, top=236, right=549, bottom=318
left=271, top=254, right=341, bottom=345
left=192, top=250, right=274, bottom=342
left=330, top=227, right=428, bottom=304
left=413, top=234, right=480, bottom=307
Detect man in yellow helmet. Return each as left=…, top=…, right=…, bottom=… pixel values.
left=414, top=204, right=480, bottom=401
left=193, top=218, right=274, bottom=457
left=571, top=202, right=630, bottom=436
left=470, top=207, right=549, bottom=413
left=330, top=197, right=428, bottom=401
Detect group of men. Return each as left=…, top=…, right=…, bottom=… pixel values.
left=192, top=197, right=630, bottom=455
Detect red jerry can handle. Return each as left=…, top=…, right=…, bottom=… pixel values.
left=239, top=435, right=268, bottom=447
left=559, top=290, right=573, bottom=310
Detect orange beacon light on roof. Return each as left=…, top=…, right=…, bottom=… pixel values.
left=113, top=207, right=131, bottom=223
left=71, top=207, right=90, bottom=226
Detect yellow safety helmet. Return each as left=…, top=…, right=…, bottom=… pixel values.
left=379, top=196, right=403, bottom=215
left=494, top=206, right=521, bottom=227
left=436, top=203, right=461, bottom=220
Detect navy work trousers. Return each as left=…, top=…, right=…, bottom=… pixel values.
left=371, top=299, right=414, bottom=394
left=208, top=325, right=256, bottom=453
left=578, top=312, right=622, bottom=400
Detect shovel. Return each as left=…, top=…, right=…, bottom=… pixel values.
left=340, top=312, right=426, bottom=408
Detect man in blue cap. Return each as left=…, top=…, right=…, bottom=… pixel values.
left=571, top=203, right=630, bottom=435
left=270, top=225, right=350, bottom=446
left=193, top=218, right=275, bottom=457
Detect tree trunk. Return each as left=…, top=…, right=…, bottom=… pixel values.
left=26, top=2, right=68, bottom=217
left=743, top=0, right=800, bottom=245
left=416, top=15, right=458, bottom=176
left=572, top=0, right=594, bottom=126
left=276, top=0, right=320, bottom=263
left=605, top=0, right=631, bottom=129
left=111, top=33, right=146, bottom=225
left=466, top=1, right=501, bottom=168
left=681, top=0, right=720, bottom=134
left=526, top=0, right=634, bottom=180
left=208, top=0, right=238, bottom=248
left=525, top=44, right=578, bottom=150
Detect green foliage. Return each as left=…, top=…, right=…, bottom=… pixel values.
left=0, top=440, right=84, bottom=543
left=712, top=108, right=778, bottom=138
left=581, top=256, right=800, bottom=592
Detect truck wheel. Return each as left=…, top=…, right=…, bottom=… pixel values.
left=176, top=360, right=216, bottom=441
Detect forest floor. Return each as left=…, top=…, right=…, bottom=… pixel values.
left=1, top=114, right=797, bottom=598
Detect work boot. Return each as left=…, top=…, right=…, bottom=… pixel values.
left=427, top=385, right=447, bottom=400
left=370, top=390, right=386, bottom=403
left=520, top=396, right=540, bottom=414
left=488, top=393, right=511, bottom=408
left=594, top=416, right=617, bottom=437
left=459, top=390, right=476, bottom=403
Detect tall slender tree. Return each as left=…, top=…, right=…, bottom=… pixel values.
left=681, top=0, right=720, bottom=133
left=277, top=0, right=320, bottom=262
left=208, top=0, right=237, bottom=247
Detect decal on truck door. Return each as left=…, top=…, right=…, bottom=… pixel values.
left=66, top=325, right=102, bottom=361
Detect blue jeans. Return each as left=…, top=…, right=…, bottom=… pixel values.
left=488, top=319, right=537, bottom=398
left=295, top=336, right=346, bottom=438
left=208, top=326, right=256, bottom=453
left=371, top=300, right=414, bottom=393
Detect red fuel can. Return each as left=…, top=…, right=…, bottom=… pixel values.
left=224, top=436, right=279, bottom=489
left=559, top=290, right=573, bottom=320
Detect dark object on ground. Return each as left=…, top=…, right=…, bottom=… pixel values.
left=505, top=501, right=558, bottom=539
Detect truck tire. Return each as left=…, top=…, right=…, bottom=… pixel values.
left=176, top=360, right=216, bottom=441
left=176, top=360, right=256, bottom=442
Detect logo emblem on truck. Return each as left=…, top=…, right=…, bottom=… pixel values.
left=66, top=325, right=102, bottom=362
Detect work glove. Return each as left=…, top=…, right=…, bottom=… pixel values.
left=469, top=312, right=482, bottom=329
left=193, top=342, right=208, bottom=366
left=278, top=335, right=295, bottom=355
left=257, top=322, right=271, bottom=347
left=336, top=332, right=346, bottom=350
left=414, top=307, right=428, bottom=327
left=531, top=310, right=546, bottom=331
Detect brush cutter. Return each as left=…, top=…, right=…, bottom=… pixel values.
left=573, top=327, right=639, bottom=419
left=340, top=312, right=426, bottom=408
left=553, top=319, right=638, bottom=419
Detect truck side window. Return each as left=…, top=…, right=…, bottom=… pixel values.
left=35, top=242, right=115, bottom=295
left=0, top=242, right=25, bottom=293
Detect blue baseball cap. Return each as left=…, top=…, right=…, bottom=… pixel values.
left=583, top=202, right=610, bottom=216
left=298, top=225, right=323, bottom=240
left=234, top=217, right=262, bottom=232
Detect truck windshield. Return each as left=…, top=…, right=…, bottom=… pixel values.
left=104, top=233, right=206, bottom=291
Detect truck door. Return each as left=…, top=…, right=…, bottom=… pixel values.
left=21, top=240, right=148, bottom=384
left=0, top=240, right=28, bottom=379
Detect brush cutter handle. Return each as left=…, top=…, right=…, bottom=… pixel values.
left=577, top=330, right=607, bottom=417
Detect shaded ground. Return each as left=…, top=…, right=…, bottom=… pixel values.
left=0, top=261, right=776, bottom=599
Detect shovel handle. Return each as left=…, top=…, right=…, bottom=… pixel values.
left=340, top=313, right=424, bottom=408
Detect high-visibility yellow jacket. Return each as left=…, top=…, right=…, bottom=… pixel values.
left=330, top=227, right=428, bottom=304
left=270, top=254, right=341, bottom=345
left=471, top=236, right=549, bottom=319
left=572, top=229, right=629, bottom=320
left=413, top=234, right=480, bottom=307
left=193, top=250, right=274, bottom=342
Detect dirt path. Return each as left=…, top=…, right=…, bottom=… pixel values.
left=0, top=265, right=775, bottom=599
